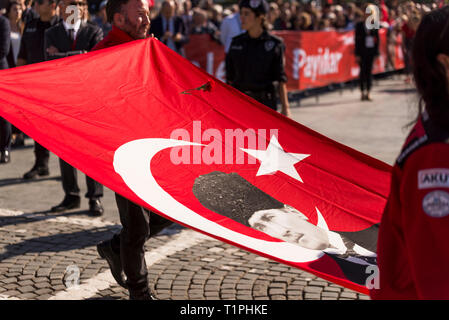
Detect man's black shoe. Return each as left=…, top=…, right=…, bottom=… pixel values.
left=129, top=288, right=156, bottom=300
left=0, top=150, right=10, bottom=164
left=88, top=199, right=104, bottom=217
left=51, top=195, right=81, bottom=212
left=97, top=240, right=127, bottom=288
left=23, top=166, right=49, bottom=179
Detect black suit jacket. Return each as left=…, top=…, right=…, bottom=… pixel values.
left=44, top=21, right=103, bottom=60
left=354, top=21, right=379, bottom=57
left=7, top=42, right=15, bottom=68
left=149, top=15, right=188, bottom=52
left=0, top=15, right=11, bottom=70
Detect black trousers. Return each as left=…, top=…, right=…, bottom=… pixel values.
left=59, top=158, right=103, bottom=199
left=359, top=54, right=375, bottom=92
left=34, top=142, right=50, bottom=168
left=246, top=90, right=278, bottom=111
left=0, top=117, right=11, bottom=152
left=403, top=37, right=414, bottom=75
left=111, top=193, right=173, bottom=293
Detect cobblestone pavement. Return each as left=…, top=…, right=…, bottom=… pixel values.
left=0, top=77, right=416, bottom=300
left=0, top=209, right=367, bottom=300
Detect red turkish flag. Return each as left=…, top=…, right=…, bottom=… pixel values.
left=0, top=38, right=391, bottom=294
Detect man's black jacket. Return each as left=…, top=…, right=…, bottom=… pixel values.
left=44, top=21, right=103, bottom=60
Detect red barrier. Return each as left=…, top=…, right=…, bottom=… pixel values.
left=183, top=29, right=405, bottom=91
left=184, top=35, right=226, bottom=82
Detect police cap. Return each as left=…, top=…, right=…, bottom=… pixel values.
left=239, top=0, right=269, bottom=15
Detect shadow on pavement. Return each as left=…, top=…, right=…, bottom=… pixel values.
left=380, top=88, right=416, bottom=94
left=0, top=209, right=106, bottom=228
left=155, top=223, right=186, bottom=236
left=0, top=176, right=61, bottom=188
left=0, top=224, right=120, bottom=261
left=86, top=295, right=125, bottom=300
left=299, top=98, right=366, bottom=108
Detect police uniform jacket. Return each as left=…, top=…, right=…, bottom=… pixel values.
left=18, top=16, right=61, bottom=64
left=225, top=30, right=287, bottom=94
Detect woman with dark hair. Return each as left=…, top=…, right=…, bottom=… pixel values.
left=225, top=0, right=290, bottom=116
left=6, top=0, right=23, bottom=65
left=370, top=6, right=449, bottom=300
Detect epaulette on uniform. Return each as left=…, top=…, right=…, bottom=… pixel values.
left=397, top=113, right=449, bottom=168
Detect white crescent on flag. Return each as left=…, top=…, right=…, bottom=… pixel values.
left=113, top=138, right=327, bottom=262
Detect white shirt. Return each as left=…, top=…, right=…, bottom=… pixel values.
left=10, top=31, right=21, bottom=63
left=220, top=13, right=243, bottom=53
left=63, top=19, right=81, bottom=40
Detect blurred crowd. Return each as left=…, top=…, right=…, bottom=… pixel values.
left=0, top=0, right=440, bottom=70
left=144, top=0, right=435, bottom=33
left=0, top=0, right=438, bottom=74
left=0, top=0, right=440, bottom=49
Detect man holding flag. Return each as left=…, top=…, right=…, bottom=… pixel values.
left=92, top=0, right=173, bottom=300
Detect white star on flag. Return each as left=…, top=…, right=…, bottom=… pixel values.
left=241, top=135, right=310, bottom=183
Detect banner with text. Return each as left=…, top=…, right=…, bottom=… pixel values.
left=184, top=29, right=404, bottom=91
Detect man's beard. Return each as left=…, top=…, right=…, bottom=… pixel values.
left=124, top=15, right=148, bottom=40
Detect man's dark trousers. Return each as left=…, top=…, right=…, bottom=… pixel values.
left=59, top=158, right=103, bottom=199
left=359, top=53, right=375, bottom=92
left=111, top=193, right=173, bottom=293
left=34, top=143, right=50, bottom=168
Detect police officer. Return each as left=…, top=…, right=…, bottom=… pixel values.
left=93, top=0, right=173, bottom=300
left=225, top=0, right=290, bottom=117
left=17, top=0, right=60, bottom=179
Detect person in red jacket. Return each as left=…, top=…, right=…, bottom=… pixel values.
left=92, top=0, right=173, bottom=300
left=370, top=6, right=449, bottom=300
left=93, top=0, right=152, bottom=50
